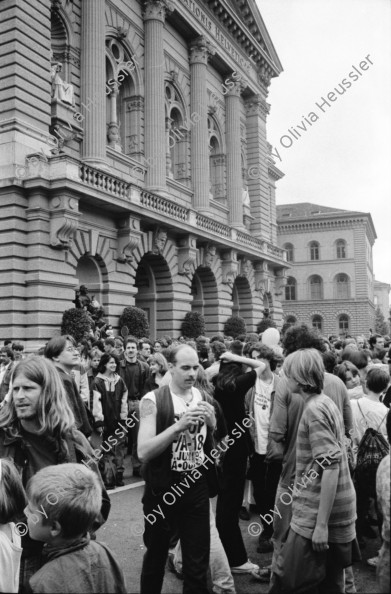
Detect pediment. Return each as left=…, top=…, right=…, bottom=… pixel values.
left=218, top=0, right=282, bottom=73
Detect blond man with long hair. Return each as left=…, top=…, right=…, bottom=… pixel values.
left=0, top=357, right=110, bottom=592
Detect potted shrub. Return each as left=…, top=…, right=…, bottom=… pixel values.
left=223, top=315, right=246, bottom=339
left=61, top=308, right=92, bottom=343
left=119, top=306, right=150, bottom=339
left=181, top=311, right=206, bottom=339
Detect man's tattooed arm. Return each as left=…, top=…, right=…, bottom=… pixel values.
left=140, top=398, right=156, bottom=418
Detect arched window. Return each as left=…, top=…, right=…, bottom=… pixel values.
left=51, top=9, right=70, bottom=80
left=285, top=277, right=297, bottom=301
left=283, top=243, right=294, bottom=262
left=208, top=116, right=225, bottom=200
left=335, top=273, right=350, bottom=299
left=105, top=39, right=139, bottom=155
left=285, top=316, right=297, bottom=327
left=309, top=275, right=323, bottom=300
left=312, top=315, right=323, bottom=331
left=338, top=314, right=349, bottom=333
left=336, top=239, right=346, bottom=259
left=165, top=83, right=189, bottom=184
left=309, top=241, right=320, bottom=261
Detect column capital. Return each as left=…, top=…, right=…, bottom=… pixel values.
left=189, top=36, right=216, bottom=66
left=258, top=63, right=273, bottom=89
left=109, top=81, right=120, bottom=96
left=226, top=80, right=247, bottom=98
left=245, top=94, right=270, bottom=117
left=143, top=0, right=174, bottom=23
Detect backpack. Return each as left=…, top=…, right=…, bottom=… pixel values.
left=354, top=401, right=389, bottom=487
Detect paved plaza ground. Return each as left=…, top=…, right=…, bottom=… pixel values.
left=98, top=454, right=381, bottom=594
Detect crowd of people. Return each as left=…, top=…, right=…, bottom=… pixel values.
left=0, top=326, right=390, bottom=593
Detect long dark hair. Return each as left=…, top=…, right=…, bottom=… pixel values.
left=214, top=361, right=244, bottom=392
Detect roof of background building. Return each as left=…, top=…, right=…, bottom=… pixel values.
left=276, top=202, right=369, bottom=221
left=374, top=280, right=391, bottom=290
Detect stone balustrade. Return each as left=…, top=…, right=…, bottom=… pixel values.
left=78, top=164, right=286, bottom=263
left=79, top=164, right=129, bottom=199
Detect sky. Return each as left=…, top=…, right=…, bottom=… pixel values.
left=256, top=0, right=391, bottom=286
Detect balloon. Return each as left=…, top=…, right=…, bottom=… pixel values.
left=261, top=327, right=280, bottom=347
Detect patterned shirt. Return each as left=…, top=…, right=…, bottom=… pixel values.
left=291, top=393, right=356, bottom=543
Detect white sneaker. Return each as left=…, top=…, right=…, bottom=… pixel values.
left=367, top=556, right=379, bottom=567
left=231, top=560, right=259, bottom=574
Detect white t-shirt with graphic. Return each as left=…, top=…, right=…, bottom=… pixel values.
left=253, top=375, right=275, bottom=455
left=143, top=387, right=207, bottom=472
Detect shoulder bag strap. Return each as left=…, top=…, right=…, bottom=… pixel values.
left=376, top=413, right=388, bottom=432
left=357, top=400, right=369, bottom=429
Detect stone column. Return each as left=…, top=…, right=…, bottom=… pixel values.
left=80, top=0, right=107, bottom=168
left=245, top=93, right=271, bottom=238
left=107, top=82, right=121, bottom=151
left=226, top=82, right=244, bottom=229
left=144, top=0, right=172, bottom=192
left=189, top=37, right=215, bottom=214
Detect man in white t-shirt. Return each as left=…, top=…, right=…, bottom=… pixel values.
left=349, top=366, right=389, bottom=546
left=138, top=345, right=216, bottom=594
left=245, top=343, right=282, bottom=554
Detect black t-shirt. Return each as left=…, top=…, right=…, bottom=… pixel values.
left=213, top=367, right=256, bottom=457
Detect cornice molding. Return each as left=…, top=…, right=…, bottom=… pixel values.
left=278, top=217, right=372, bottom=235
left=204, top=0, right=281, bottom=78
left=268, top=163, right=284, bottom=181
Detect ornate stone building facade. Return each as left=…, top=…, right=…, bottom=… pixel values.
left=0, top=0, right=288, bottom=346
left=277, top=203, right=377, bottom=337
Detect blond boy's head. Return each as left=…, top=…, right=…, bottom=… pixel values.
left=26, top=463, right=102, bottom=540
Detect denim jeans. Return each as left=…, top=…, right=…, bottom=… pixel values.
left=173, top=501, right=236, bottom=594
left=128, top=400, right=141, bottom=472
left=141, top=474, right=210, bottom=594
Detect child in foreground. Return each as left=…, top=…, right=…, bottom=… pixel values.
left=25, top=463, right=126, bottom=594
left=0, top=459, right=26, bottom=593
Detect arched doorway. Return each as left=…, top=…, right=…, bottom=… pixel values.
left=76, top=255, right=103, bottom=303
left=134, top=254, right=173, bottom=339
left=232, top=277, right=254, bottom=332
left=191, top=267, right=219, bottom=334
